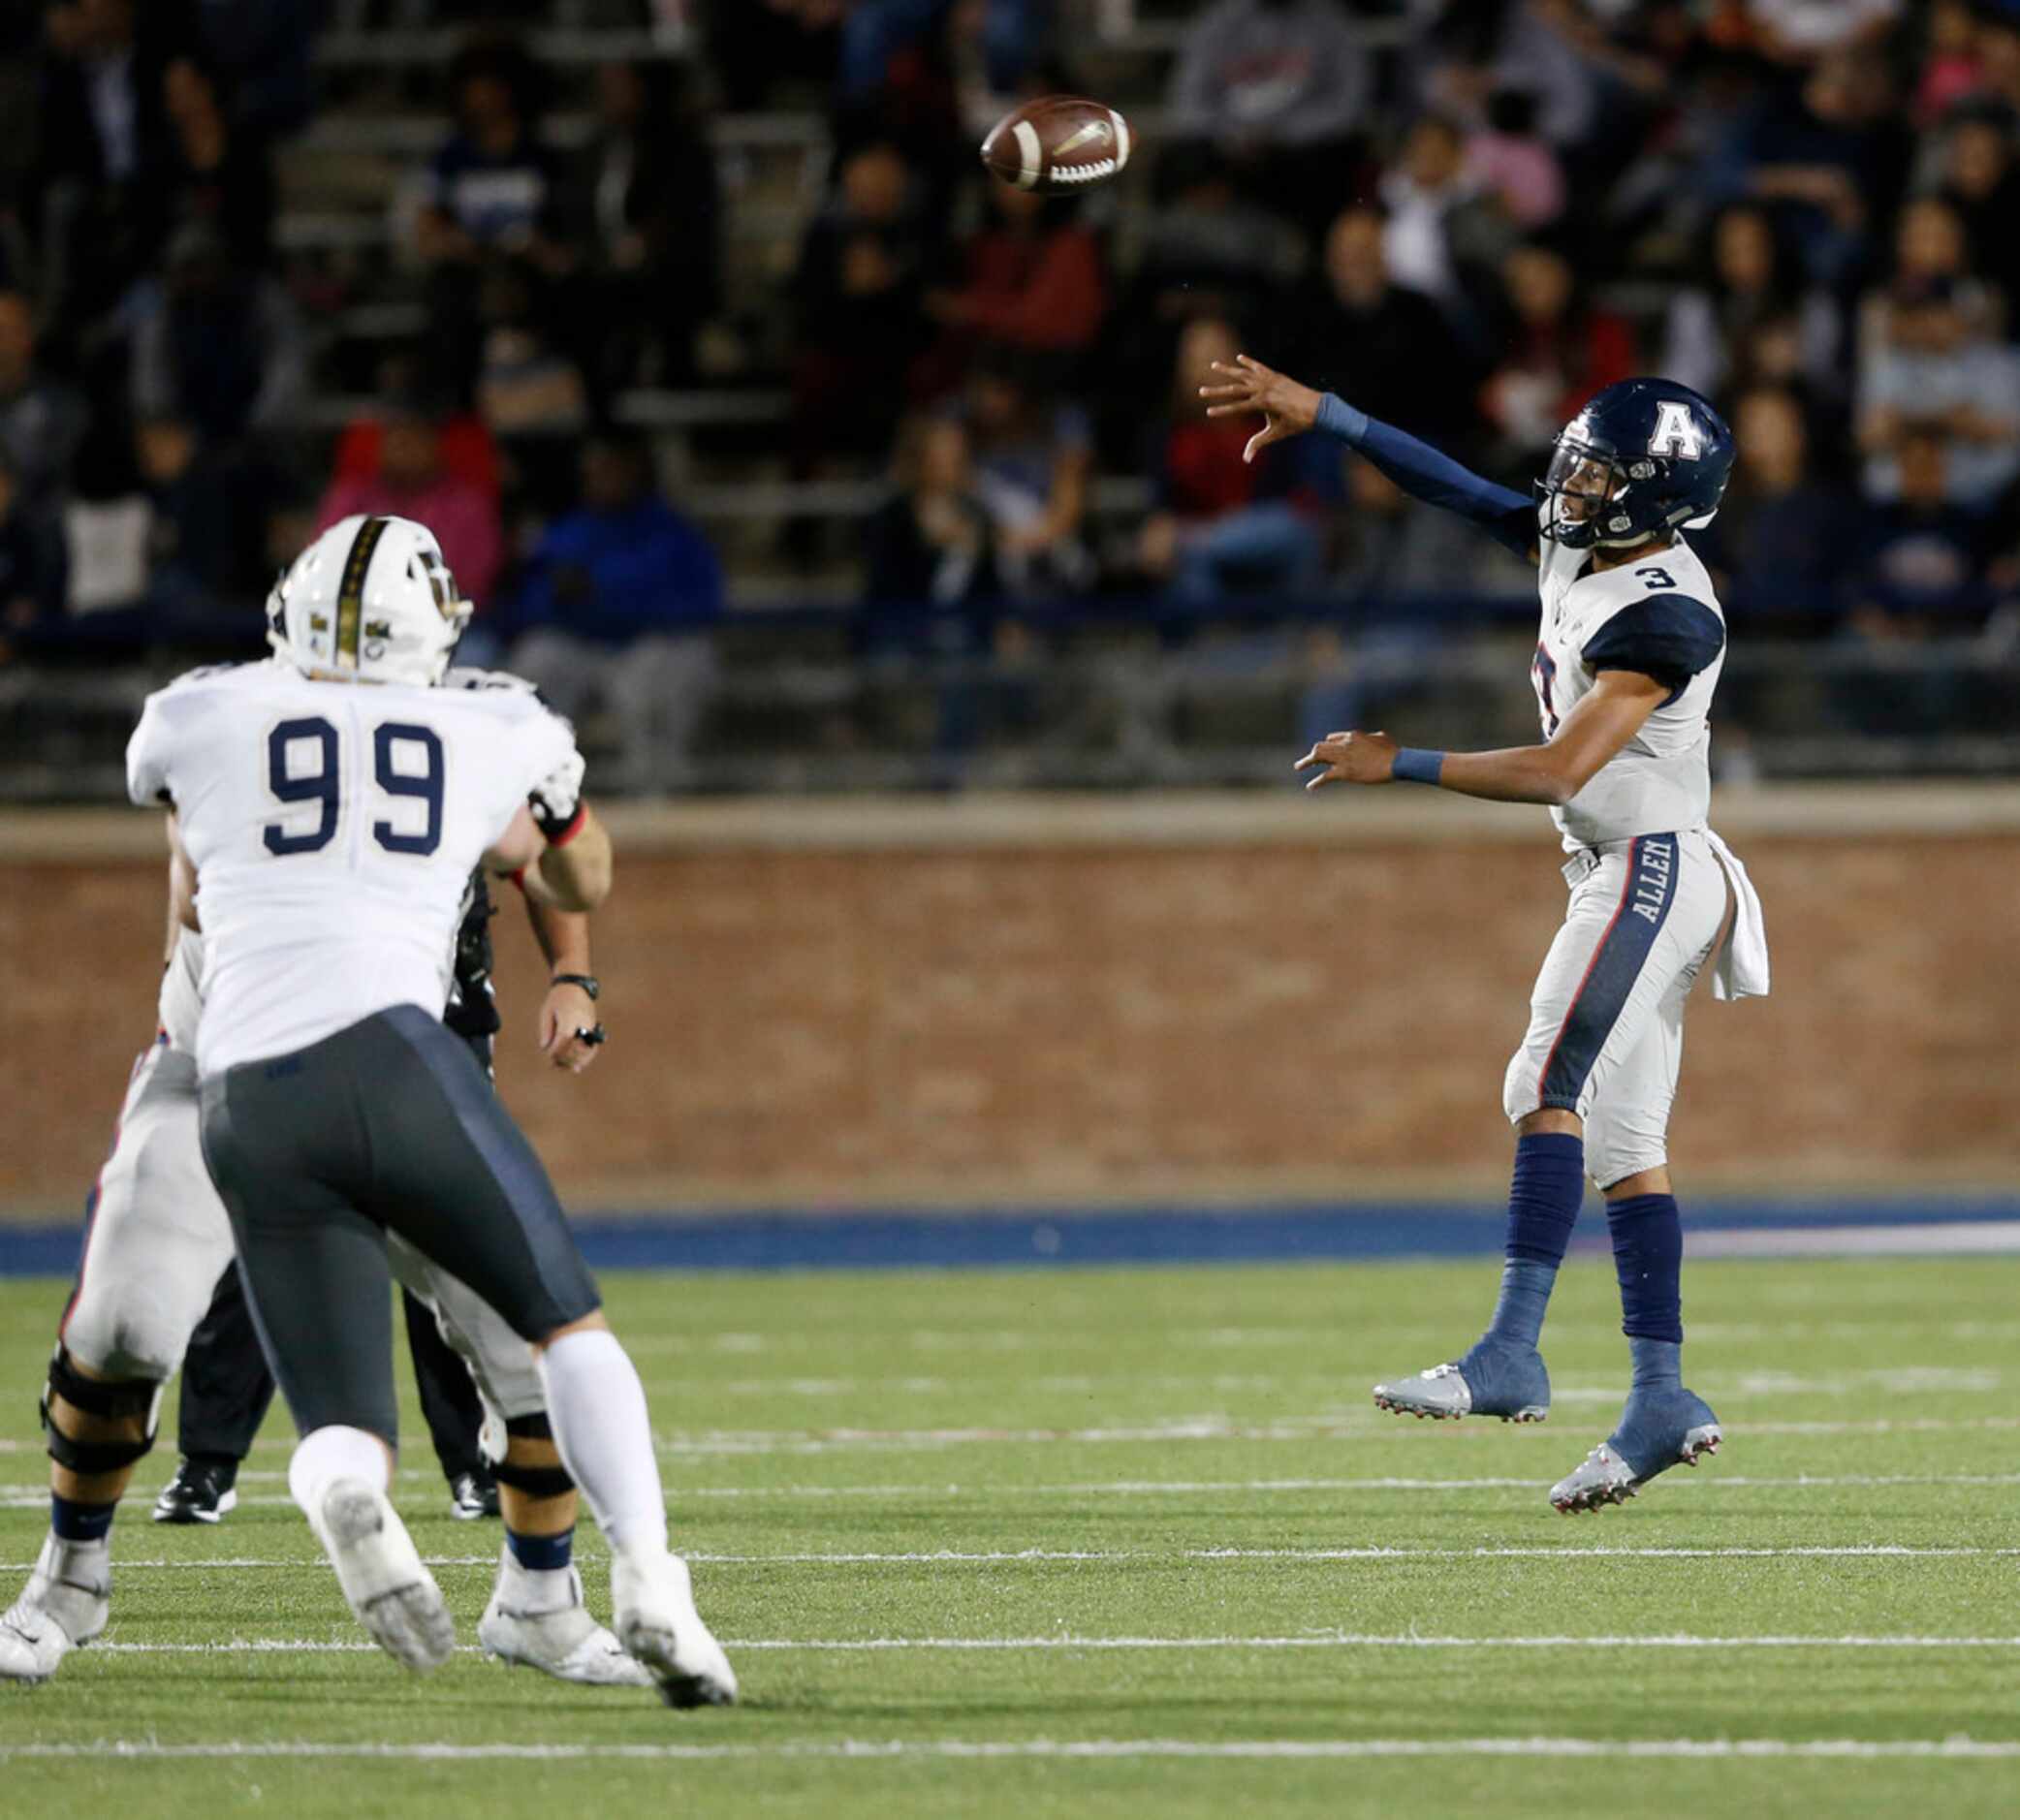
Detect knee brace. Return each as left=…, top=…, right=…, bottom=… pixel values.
left=42, top=1346, right=162, bottom=1475
left=489, top=1411, right=576, bottom=1498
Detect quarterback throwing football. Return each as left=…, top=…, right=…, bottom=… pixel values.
left=1205, top=359, right=1770, bottom=1513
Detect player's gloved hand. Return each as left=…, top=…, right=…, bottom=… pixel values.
left=540, top=978, right=604, bottom=1075
left=528, top=746, right=586, bottom=842
left=1295, top=729, right=1399, bottom=789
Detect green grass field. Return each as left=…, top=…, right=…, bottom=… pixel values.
left=1, top=1255, right=2017, bottom=1817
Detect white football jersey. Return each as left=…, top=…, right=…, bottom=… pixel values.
left=1531, top=531, right=1727, bottom=851
left=128, top=659, right=576, bottom=1075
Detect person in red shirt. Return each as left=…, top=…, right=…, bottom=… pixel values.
left=315, top=399, right=503, bottom=612
left=1479, top=242, right=1637, bottom=467
left=917, top=182, right=1108, bottom=398
left=1139, top=318, right=1321, bottom=604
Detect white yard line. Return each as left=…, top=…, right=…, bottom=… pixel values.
left=9, top=1470, right=2020, bottom=1512
left=72, top=1633, right=2020, bottom=1655
left=3, top=1737, right=2020, bottom=1762
left=11, top=1544, right=2015, bottom=1573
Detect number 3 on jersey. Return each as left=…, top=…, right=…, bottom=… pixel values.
left=265, top=715, right=444, bottom=857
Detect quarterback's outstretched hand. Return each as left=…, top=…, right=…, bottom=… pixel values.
left=1199, top=355, right=1324, bottom=463
left=1295, top=730, right=1399, bottom=789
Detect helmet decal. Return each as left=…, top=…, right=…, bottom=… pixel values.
left=333, top=517, right=391, bottom=670
left=1649, top=399, right=1704, bottom=460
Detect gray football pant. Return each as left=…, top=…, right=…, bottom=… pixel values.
left=199, top=1005, right=600, bottom=1446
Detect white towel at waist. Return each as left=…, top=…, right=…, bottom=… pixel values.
left=1703, top=827, right=1769, bottom=1001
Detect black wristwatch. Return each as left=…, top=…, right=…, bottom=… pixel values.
left=552, top=972, right=600, bottom=1001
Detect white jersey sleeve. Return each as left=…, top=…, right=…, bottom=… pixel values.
left=136, top=659, right=582, bottom=1074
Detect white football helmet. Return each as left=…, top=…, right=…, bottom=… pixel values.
left=266, top=516, right=472, bottom=687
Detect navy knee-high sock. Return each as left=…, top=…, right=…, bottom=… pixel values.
left=1480, top=1132, right=1586, bottom=1351
left=1607, top=1192, right=1684, bottom=1388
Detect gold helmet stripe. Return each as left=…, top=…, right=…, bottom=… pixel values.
left=334, top=517, right=390, bottom=669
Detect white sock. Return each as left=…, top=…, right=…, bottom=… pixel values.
left=536, top=1330, right=669, bottom=1556
left=288, top=1425, right=392, bottom=1525
left=495, top=1545, right=578, bottom=1615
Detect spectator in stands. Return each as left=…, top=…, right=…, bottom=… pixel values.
left=1660, top=204, right=1841, bottom=405
left=413, top=34, right=568, bottom=397
left=1478, top=240, right=1636, bottom=467
left=192, top=0, right=324, bottom=139
left=1913, top=1, right=1988, bottom=127
left=1742, top=0, right=1902, bottom=66
left=32, top=0, right=196, bottom=330
left=160, top=54, right=274, bottom=266
left=315, top=394, right=503, bottom=610
left=945, top=351, right=1092, bottom=598
left=1933, top=101, right=2020, bottom=315
left=1166, top=0, right=1374, bottom=230
left=865, top=414, right=998, bottom=610
left=1293, top=203, right=1477, bottom=443
left=0, top=453, right=67, bottom=651
left=1891, top=192, right=1975, bottom=290
left=133, top=413, right=275, bottom=625
left=128, top=224, right=306, bottom=442
left=417, top=36, right=562, bottom=266
left=837, top=0, right=1041, bottom=114
left=1845, top=424, right=1989, bottom=639
left=0, top=291, right=87, bottom=506
left=329, top=347, right=501, bottom=504
left=1857, top=276, right=2020, bottom=511
left=789, top=141, right=931, bottom=492
left=1330, top=450, right=1527, bottom=600
left=917, top=180, right=1107, bottom=399
left=1137, top=318, right=1321, bottom=606
left=504, top=430, right=724, bottom=794
left=1697, top=386, right=1856, bottom=627
left=559, top=59, right=721, bottom=392
left=1725, top=47, right=1908, bottom=288
left=1378, top=114, right=1512, bottom=334
left=1462, top=88, right=1564, bottom=231
left=1129, top=140, right=1308, bottom=334
left=473, top=259, right=586, bottom=516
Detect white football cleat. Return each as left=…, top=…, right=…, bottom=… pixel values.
left=0, top=1535, right=110, bottom=1683
left=480, top=1555, right=652, bottom=1687
left=314, top=1478, right=456, bottom=1672
left=611, top=1548, right=738, bottom=1709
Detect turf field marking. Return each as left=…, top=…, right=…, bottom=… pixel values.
left=76, top=1633, right=2020, bottom=1654
left=11, top=1469, right=2020, bottom=1512
left=17, top=1545, right=2019, bottom=1572
left=4, top=1739, right=2020, bottom=1762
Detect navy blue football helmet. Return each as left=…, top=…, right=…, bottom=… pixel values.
left=1535, top=378, right=1735, bottom=549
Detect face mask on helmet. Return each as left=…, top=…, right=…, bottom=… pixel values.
left=1537, top=435, right=1643, bottom=549
left=267, top=517, right=472, bottom=687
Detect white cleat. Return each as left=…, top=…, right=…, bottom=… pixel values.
left=0, top=1536, right=109, bottom=1684
left=480, top=1559, right=653, bottom=1688
left=611, top=1549, right=738, bottom=1709
left=314, top=1478, right=456, bottom=1672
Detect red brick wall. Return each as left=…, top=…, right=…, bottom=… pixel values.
left=4, top=814, right=2012, bottom=1215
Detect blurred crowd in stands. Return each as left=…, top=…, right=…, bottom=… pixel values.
left=4, top=0, right=2020, bottom=784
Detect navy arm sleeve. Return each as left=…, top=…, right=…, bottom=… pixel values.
left=1581, top=596, right=1726, bottom=705
left=1315, top=393, right=1535, bottom=559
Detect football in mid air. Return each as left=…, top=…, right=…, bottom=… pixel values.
left=980, top=95, right=1133, bottom=193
